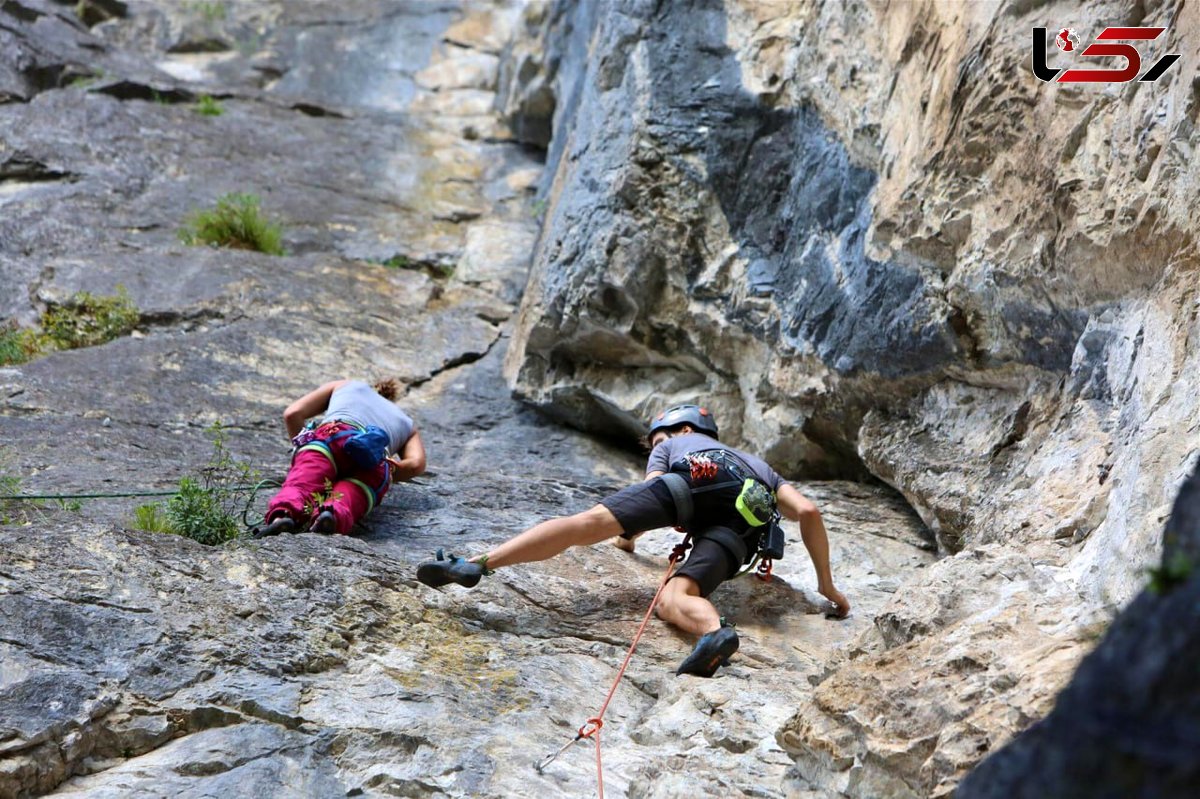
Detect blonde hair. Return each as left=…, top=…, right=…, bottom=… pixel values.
left=373, top=377, right=401, bottom=401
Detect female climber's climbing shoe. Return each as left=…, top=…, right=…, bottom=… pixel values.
left=255, top=514, right=297, bottom=538
left=676, top=626, right=739, bottom=677
left=417, top=549, right=485, bottom=588
left=312, top=509, right=337, bottom=535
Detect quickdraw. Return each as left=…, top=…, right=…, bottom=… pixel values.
left=683, top=452, right=719, bottom=481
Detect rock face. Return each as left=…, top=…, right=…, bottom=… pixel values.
left=1, top=0, right=1196, bottom=797
left=0, top=2, right=932, bottom=797
left=957, top=462, right=1200, bottom=799
left=498, top=0, right=1200, bottom=795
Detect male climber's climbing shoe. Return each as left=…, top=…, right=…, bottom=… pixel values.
left=417, top=549, right=485, bottom=588
left=676, top=626, right=740, bottom=678
left=312, top=509, right=337, bottom=535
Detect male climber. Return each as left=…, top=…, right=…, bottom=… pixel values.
left=417, top=404, right=849, bottom=677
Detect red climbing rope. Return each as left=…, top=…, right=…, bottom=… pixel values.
left=535, top=535, right=693, bottom=798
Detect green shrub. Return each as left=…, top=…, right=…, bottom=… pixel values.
left=166, top=477, right=240, bottom=545
left=195, top=95, right=223, bottom=116
left=0, top=322, right=44, bottom=366
left=40, top=287, right=139, bottom=350
left=180, top=193, right=285, bottom=255
left=145, top=425, right=260, bottom=545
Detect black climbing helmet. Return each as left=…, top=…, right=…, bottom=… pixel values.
left=648, top=404, right=719, bottom=440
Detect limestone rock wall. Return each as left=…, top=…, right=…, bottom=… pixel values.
left=0, top=2, right=937, bottom=797
left=957, top=460, right=1200, bottom=798
left=2, top=0, right=1196, bottom=796
left=499, top=0, right=1200, bottom=795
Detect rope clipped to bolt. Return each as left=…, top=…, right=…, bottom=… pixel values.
left=534, top=534, right=693, bottom=797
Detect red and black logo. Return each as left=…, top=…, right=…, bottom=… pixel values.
left=1032, top=26, right=1180, bottom=83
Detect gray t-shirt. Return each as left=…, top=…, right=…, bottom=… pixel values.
left=323, top=381, right=414, bottom=455
left=645, top=432, right=788, bottom=492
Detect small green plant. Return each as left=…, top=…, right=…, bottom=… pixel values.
left=67, top=69, right=104, bottom=89
left=143, top=425, right=259, bottom=545
left=372, top=254, right=455, bottom=279
left=40, top=287, right=140, bottom=350
left=0, top=321, right=44, bottom=366
left=185, top=1, right=226, bottom=23
left=303, top=479, right=343, bottom=518
left=166, top=477, right=240, bottom=545
left=0, top=471, right=24, bottom=525
left=195, top=95, right=224, bottom=116
left=0, top=457, right=48, bottom=526
left=529, top=198, right=548, bottom=218
left=1147, top=551, right=1194, bottom=596
left=180, top=193, right=285, bottom=255
left=133, top=502, right=175, bottom=534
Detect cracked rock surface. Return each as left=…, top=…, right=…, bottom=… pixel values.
left=1, top=2, right=932, bottom=797
left=6, top=1, right=1196, bottom=797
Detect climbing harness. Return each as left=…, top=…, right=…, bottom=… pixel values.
left=290, top=420, right=394, bottom=513
left=293, top=420, right=392, bottom=472
left=672, top=449, right=785, bottom=565
left=534, top=535, right=694, bottom=796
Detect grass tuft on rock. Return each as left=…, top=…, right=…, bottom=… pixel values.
left=180, top=193, right=285, bottom=255
left=2, top=289, right=138, bottom=364
left=374, top=254, right=455, bottom=279
left=0, top=322, right=44, bottom=366
left=0, top=470, right=26, bottom=526
left=41, top=287, right=140, bottom=350
left=132, top=503, right=175, bottom=534
left=195, top=95, right=223, bottom=116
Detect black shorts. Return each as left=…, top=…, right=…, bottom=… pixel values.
left=599, top=479, right=676, bottom=534
left=673, top=534, right=741, bottom=597
left=599, top=477, right=747, bottom=597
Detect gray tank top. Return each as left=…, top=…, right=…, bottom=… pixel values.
left=323, top=381, right=414, bottom=455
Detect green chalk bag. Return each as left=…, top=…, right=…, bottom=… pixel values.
left=734, top=479, right=775, bottom=527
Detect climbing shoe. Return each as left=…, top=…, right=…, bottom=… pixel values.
left=312, top=510, right=337, bottom=535
left=417, top=549, right=485, bottom=589
left=256, top=515, right=296, bottom=538
left=676, top=626, right=739, bottom=678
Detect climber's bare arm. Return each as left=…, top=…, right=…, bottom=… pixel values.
left=776, top=483, right=850, bottom=618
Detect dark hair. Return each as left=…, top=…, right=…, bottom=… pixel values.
left=642, top=422, right=694, bottom=451
left=373, top=377, right=401, bottom=401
